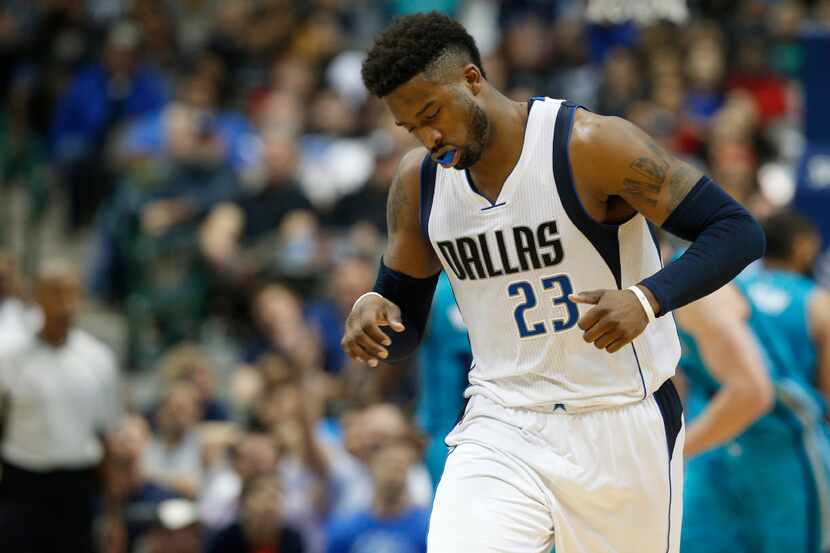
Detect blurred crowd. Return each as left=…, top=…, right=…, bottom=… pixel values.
left=0, top=0, right=828, bottom=552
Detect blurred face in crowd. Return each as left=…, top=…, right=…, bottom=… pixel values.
left=503, top=17, right=548, bottom=72
left=157, top=383, right=201, bottom=438
left=179, top=74, right=218, bottom=111
left=234, top=433, right=278, bottom=481
left=263, top=130, right=300, bottom=185
left=331, top=257, right=374, bottom=315
left=686, top=37, right=725, bottom=91
left=108, top=416, right=151, bottom=497
left=604, top=48, right=639, bottom=99
left=385, top=62, right=491, bottom=170
left=241, top=476, right=282, bottom=545
left=261, top=91, right=305, bottom=133
left=272, top=56, right=316, bottom=99
left=309, top=89, right=357, bottom=136
left=104, top=23, right=140, bottom=75
left=35, top=266, right=81, bottom=345
left=345, top=403, right=411, bottom=462
left=166, top=105, right=224, bottom=165
left=253, top=284, right=304, bottom=340
left=369, top=440, right=415, bottom=505
left=790, top=229, right=822, bottom=276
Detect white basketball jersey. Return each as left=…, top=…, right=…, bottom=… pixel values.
left=420, top=97, right=680, bottom=411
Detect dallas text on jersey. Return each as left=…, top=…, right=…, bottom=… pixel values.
left=436, top=220, right=563, bottom=281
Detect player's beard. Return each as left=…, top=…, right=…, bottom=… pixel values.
left=454, top=97, right=490, bottom=170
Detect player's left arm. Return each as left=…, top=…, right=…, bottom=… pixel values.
left=809, top=288, right=830, bottom=412
left=568, top=111, right=765, bottom=352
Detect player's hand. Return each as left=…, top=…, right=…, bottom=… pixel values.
left=341, top=293, right=404, bottom=367
left=569, top=287, right=654, bottom=353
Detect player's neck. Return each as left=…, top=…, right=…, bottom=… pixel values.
left=466, top=91, right=529, bottom=203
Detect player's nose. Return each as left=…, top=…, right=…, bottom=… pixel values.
left=416, top=127, right=443, bottom=151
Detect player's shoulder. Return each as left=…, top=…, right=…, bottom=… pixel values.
left=386, top=147, right=430, bottom=225
left=396, top=147, right=430, bottom=189
left=568, top=108, right=617, bottom=148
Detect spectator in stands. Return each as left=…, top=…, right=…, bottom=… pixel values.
left=142, top=381, right=204, bottom=498
left=50, top=20, right=168, bottom=228
left=327, top=403, right=432, bottom=519
left=207, top=474, right=306, bottom=553
left=200, top=432, right=278, bottom=532
left=324, top=137, right=399, bottom=233
left=0, top=262, right=122, bottom=553
left=326, top=438, right=429, bottom=553
left=246, top=281, right=321, bottom=369
left=307, top=256, right=375, bottom=375
left=159, top=343, right=231, bottom=422
left=103, top=415, right=181, bottom=553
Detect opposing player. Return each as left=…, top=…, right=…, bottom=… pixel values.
left=678, top=210, right=830, bottom=553
left=342, top=12, right=765, bottom=553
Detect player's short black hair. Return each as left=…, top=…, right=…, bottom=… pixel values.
left=761, top=209, right=818, bottom=260
left=361, top=11, right=485, bottom=98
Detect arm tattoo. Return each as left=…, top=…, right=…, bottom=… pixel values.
left=386, top=172, right=409, bottom=233
left=623, top=178, right=660, bottom=207
left=667, top=164, right=697, bottom=213
left=630, top=157, right=667, bottom=184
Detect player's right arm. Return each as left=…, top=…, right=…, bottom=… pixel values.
left=675, top=284, right=774, bottom=459
left=808, top=288, right=830, bottom=416
left=341, top=149, right=442, bottom=367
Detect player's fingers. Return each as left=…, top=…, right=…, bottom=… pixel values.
left=349, top=342, right=379, bottom=367
left=356, top=332, right=388, bottom=359
left=569, top=290, right=605, bottom=305
left=577, top=305, right=606, bottom=332
left=594, top=330, right=620, bottom=350
left=379, top=302, right=405, bottom=333
left=364, top=322, right=392, bottom=347
left=583, top=319, right=614, bottom=343
left=605, top=337, right=631, bottom=353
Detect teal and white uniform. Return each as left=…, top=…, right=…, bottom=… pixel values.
left=681, top=267, right=830, bottom=553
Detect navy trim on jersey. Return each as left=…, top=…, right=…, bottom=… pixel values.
left=553, top=100, right=649, bottom=397
left=419, top=153, right=438, bottom=242
left=552, top=101, right=624, bottom=289
left=665, top=452, right=674, bottom=553
left=654, top=379, right=683, bottom=553
left=647, top=221, right=662, bottom=260
left=464, top=170, right=497, bottom=206
left=654, top=379, right=683, bottom=459
left=480, top=201, right=507, bottom=212
left=632, top=344, right=648, bottom=399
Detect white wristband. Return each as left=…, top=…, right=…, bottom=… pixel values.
left=627, top=285, right=656, bottom=324
left=353, top=291, right=384, bottom=310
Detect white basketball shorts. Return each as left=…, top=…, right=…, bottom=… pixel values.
left=427, top=379, right=685, bottom=553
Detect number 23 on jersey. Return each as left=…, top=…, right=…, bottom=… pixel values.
left=508, top=274, right=579, bottom=338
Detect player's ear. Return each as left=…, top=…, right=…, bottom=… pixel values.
left=463, top=64, right=481, bottom=95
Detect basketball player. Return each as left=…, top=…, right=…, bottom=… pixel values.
left=341, top=12, right=765, bottom=553
left=678, top=210, right=830, bottom=553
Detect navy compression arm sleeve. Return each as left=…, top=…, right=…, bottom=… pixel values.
left=640, top=177, right=765, bottom=315
left=372, top=259, right=440, bottom=361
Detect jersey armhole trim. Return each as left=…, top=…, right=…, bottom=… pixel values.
left=419, top=153, right=438, bottom=243
left=552, top=101, right=624, bottom=289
